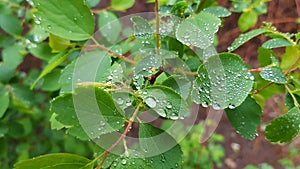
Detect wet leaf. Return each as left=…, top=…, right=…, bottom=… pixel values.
left=110, top=155, right=153, bottom=169
left=131, top=16, right=153, bottom=39
left=134, top=53, right=162, bottom=77
left=49, top=34, right=70, bottom=53
left=203, top=6, right=231, bottom=17
left=29, top=43, right=55, bottom=61
left=228, top=28, right=269, bottom=51
left=161, top=75, right=191, bottom=100
left=13, top=153, right=93, bottom=169
left=265, top=107, right=300, bottom=143
left=262, top=38, right=292, bottom=49
left=40, top=68, right=61, bottom=92
left=50, top=85, right=124, bottom=140
left=192, top=53, right=254, bottom=109
left=281, top=46, right=300, bottom=71
left=139, top=123, right=182, bottom=169
left=260, top=67, right=287, bottom=84
left=32, top=0, right=94, bottom=41
left=2, top=44, right=24, bottom=69
left=285, top=93, right=300, bottom=110
left=141, top=85, right=190, bottom=119
left=225, top=96, right=262, bottom=140
left=258, top=47, right=279, bottom=67
left=176, top=12, right=221, bottom=49
left=98, top=11, right=122, bottom=43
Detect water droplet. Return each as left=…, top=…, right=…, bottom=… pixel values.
left=116, top=98, right=124, bottom=105
left=212, top=103, right=221, bottom=110
left=201, top=102, right=208, bottom=107
left=166, top=104, right=172, bottom=109
left=73, top=17, right=78, bottom=21
left=121, top=159, right=127, bottom=165
left=145, top=97, right=157, bottom=108
left=156, top=108, right=166, bottom=117
left=160, top=154, right=166, bottom=163
left=228, top=104, right=235, bottom=109
left=47, top=25, right=52, bottom=29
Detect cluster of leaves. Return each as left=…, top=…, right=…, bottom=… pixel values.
left=0, top=0, right=299, bottom=168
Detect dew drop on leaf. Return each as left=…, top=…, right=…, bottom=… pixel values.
left=145, top=97, right=157, bottom=108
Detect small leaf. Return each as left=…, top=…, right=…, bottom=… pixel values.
left=0, top=14, right=22, bottom=36
left=49, top=34, right=70, bottom=53
left=281, top=46, right=300, bottom=71
left=40, top=68, right=61, bottom=91
left=131, top=16, right=153, bottom=39
left=192, top=53, right=254, bottom=109
left=2, top=44, right=24, bottom=69
left=238, top=10, right=258, bottom=32
left=260, top=67, right=287, bottom=84
left=10, top=84, right=36, bottom=114
left=262, top=38, right=293, bottom=49
left=140, top=85, right=190, bottom=119
left=32, top=0, right=94, bottom=41
left=265, top=107, right=300, bottom=143
left=29, top=43, right=55, bottom=61
left=285, top=93, right=300, bottom=110
left=111, top=0, right=135, bottom=10
left=86, top=0, right=101, bottom=7
left=134, top=53, right=162, bottom=77
left=228, top=28, right=269, bottom=51
left=139, top=123, right=183, bottom=169
left=176, top=12, right=221, bottom=49
left=257, top=47, right=279, bottom=67
left=225, top=96, right=262, bottom=140
left=98, top=11, right=122, bottom=43
left=13, top=153, right=93, bottom=169
left=202, top=6, right=231, bottom=17
left=0, top=84, right=9, bottom=118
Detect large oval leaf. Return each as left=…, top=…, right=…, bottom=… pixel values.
left=192, top=53, right=254, bottom=109
left=32, top=0, right=94, bottom=41
left=14, top=153, right=93, bottom=169
left=225, top=96, right=262, bottom=140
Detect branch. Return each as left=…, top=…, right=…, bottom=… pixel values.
left=195, top=0, right=207, bottom=14
left=155, top=0, right=160, bottom=55
left=87, top=37, right=137, bottom=64
left=96, top=104, right=141, bottom=169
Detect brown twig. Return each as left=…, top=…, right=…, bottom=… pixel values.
left=96, top=104, right=141, bottom=169
left=85, top=44, right=137, bottom=64
left=248, top=68, right=264, bottom=73
left=253, top=82, right=274, bottom=94
left=195, top=0, right=207, bottom=14
left=155, top=0, right=160, bottom=55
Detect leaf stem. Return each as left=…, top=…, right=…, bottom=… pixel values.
left=195, top=0, right=207, bottom=14
left=285, top=84, right=300, bottom=107
left=253, top=82, right=274, bottom=94
left=89, top=37, right=137, bottom=64
left=155, top=0, right=160, bottom=55
left=96, top=104, right=142, bottom=169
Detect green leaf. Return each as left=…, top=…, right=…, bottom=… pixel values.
left=0, top=14, right=22, bottom=36
left=259, top=67, right=287, bottom=84
left=110, top=155, right=153, bottom=169
left=281, top=46, right=300, bottom=71
left=139, top=123, right=183, bottom=169
left=228, top=28, right=269, bottom=51
left=29, top=43, right=55, bottom=61
left=98, top=11, right=122, bottom=43
left=86, top=0, right=101, bottom=7
left=176, top=12, right=221, bottom=49
left=238, top=10, right=258, bottom=32
left=285, top=93, right=300, bottom=110
left=13, top=153, right=93, bottom=169
left=40, top=68, right=61, bottom=91
left=192, top=53, right=254, bottom=109
left=140, top=85, right=190, bottom=119
left=58, top=51, right=111, bottom=94
left=161, top=75, right=191, bottom=100
left=0, top=63, right=15, bottom=82
left=225, top=96, right=262, bottom=139
left=49, top=34, right=70, bottom=53
left=111, top=0, right=135, bottom=10
left=50, top=85, right=124, bottom=140
left=0, top=84, right=9, bottom=118
left=257, top=47, right=279, bottom=67
left=2, top=44, right=24, bottom=69
left=265, top=107, right=300, bottom=143
left=131, top=16, right=153, bottom=39
left=31, top=50, right=69, bottom=89
left=10, top=84, right=36, bottom=114
left=32, top=0, right=94, bottom=41
left=202, top=6, right=231, bottom=17
left=134, top=53, right=162, bottom=77
left=262, top=38, right=293, bottom=49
